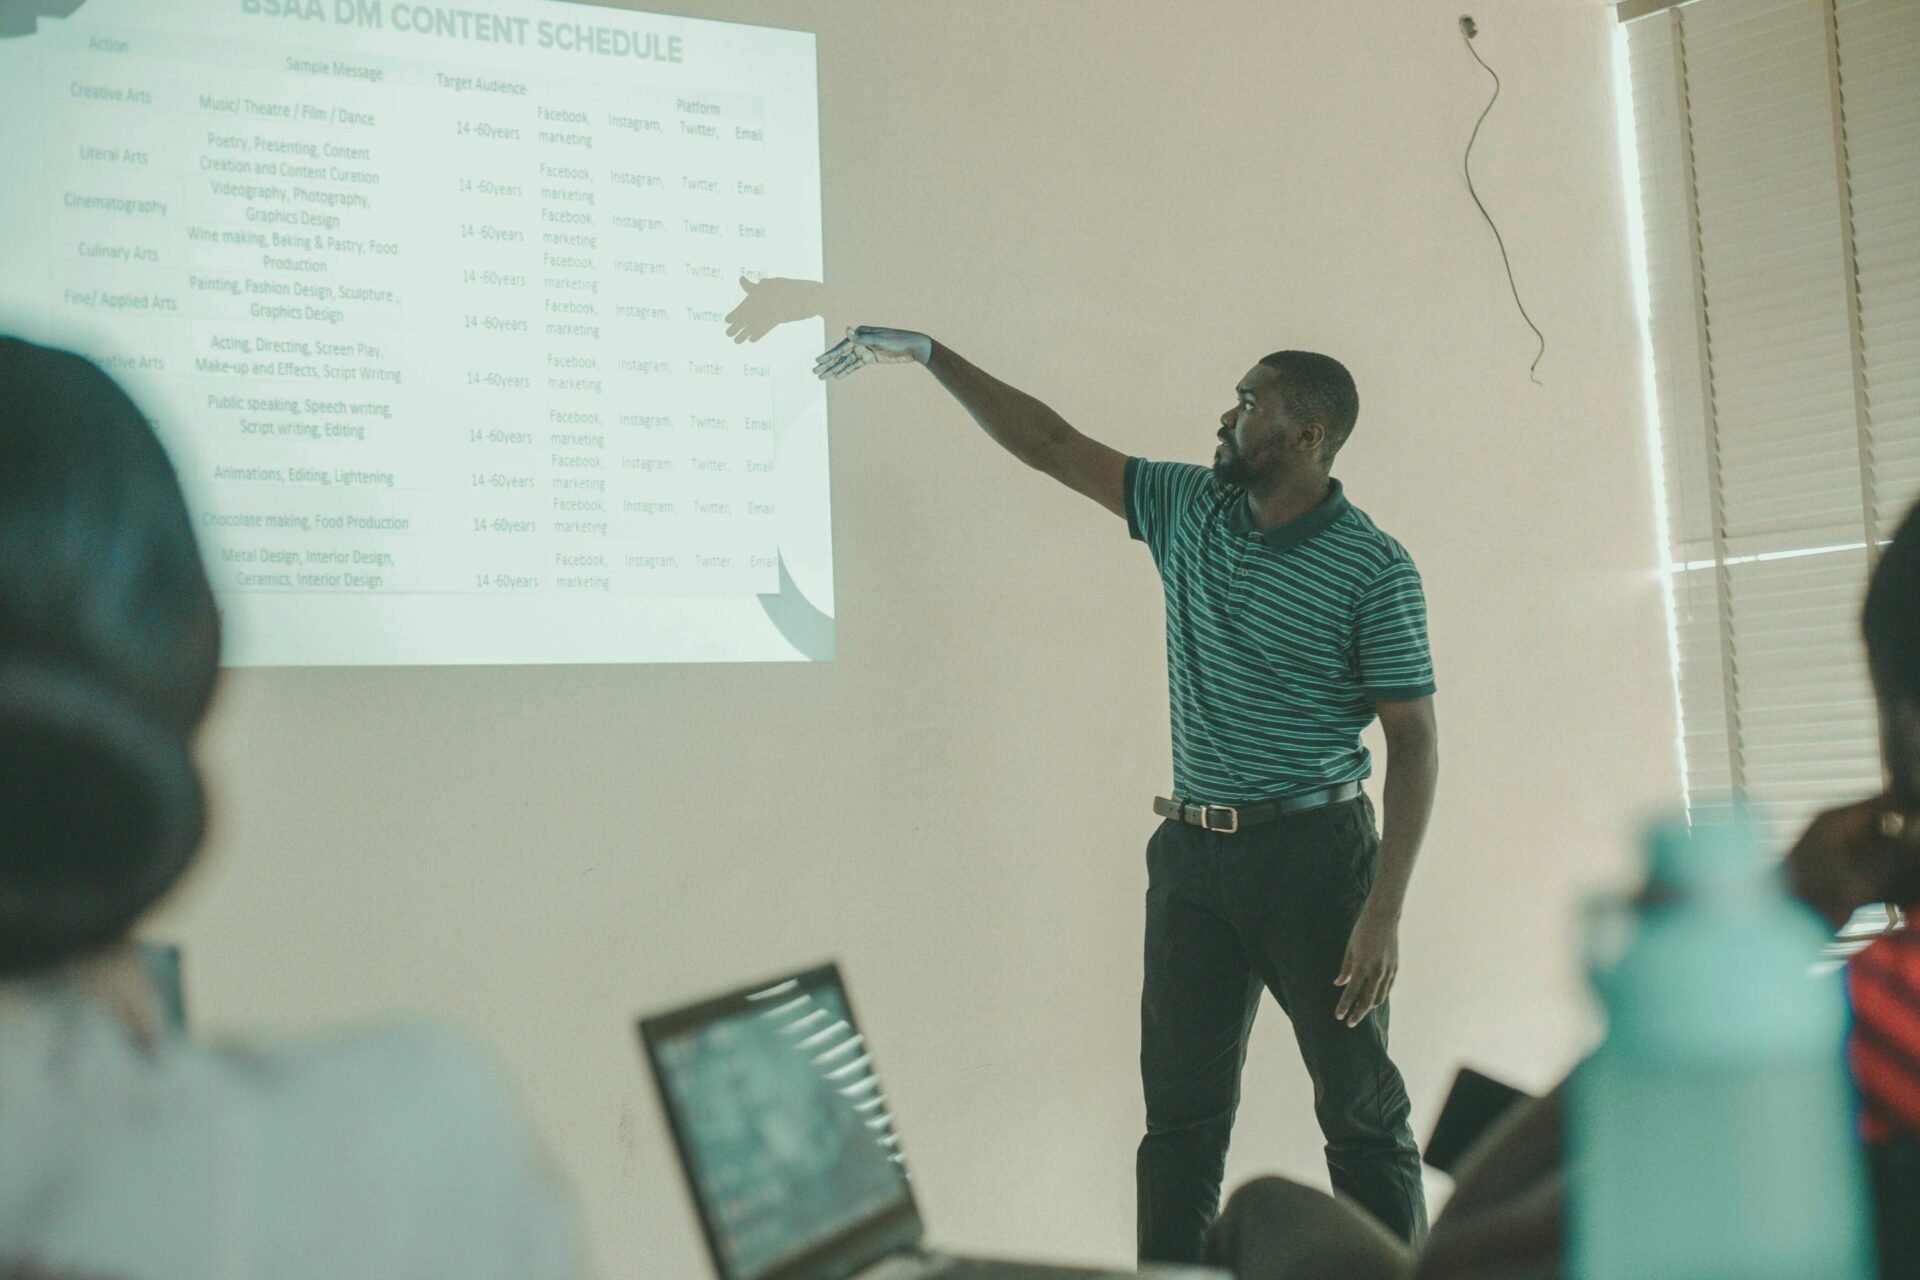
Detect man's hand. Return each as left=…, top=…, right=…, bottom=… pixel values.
left=1334, top=904, right=1399, bottom=1027
left=1786, top=793, right=1920, bottom=929
left=814, top=326, right=932, bottom=379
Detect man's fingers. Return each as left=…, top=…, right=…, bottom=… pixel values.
left=1344, top=975, right=1373, bottom=1027
left=1355, top=971, right=1395, bottom=1027
left=817, top=351, right=865, bottom=380
left=812, top=346, right=855, bottom=376
left=1338, top=965, right=1387, bottom=1026
left=1353, top=976, right=1386, bottom=1027
left=1333, top=967, right=1359, bottom=1020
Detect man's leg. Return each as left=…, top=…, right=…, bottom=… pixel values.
left=1234, top=798, right=1428, bottom=1244
left=1300, top=994, right=1427, bottom=1243
left=1138, top=819, right=1263, bottom=1266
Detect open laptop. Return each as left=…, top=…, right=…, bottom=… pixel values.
left=639, top=963, right=1226, bottom=1280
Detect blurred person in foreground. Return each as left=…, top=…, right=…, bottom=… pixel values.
left=1788, top=499, right=1920, bottom=1279
left=0, top=336, right=583, bottom=1279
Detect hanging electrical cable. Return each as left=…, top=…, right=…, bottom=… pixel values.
left=1459, top=16, right=1547, bottom=384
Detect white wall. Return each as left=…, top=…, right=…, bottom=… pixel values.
left=157, top=1, right=1681, bottom=1273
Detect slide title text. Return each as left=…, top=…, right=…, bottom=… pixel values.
left=240, top=0, right=685, bottom=62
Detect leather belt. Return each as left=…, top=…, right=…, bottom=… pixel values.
left=1153, top=780, right=1363, bottom=834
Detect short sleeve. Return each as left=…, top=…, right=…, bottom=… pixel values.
left=1354, top=555, right=1436, bottom=702
left=1125, top=458, right=1213, bottom=564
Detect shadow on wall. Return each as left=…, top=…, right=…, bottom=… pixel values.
left=727, top=276, right=846, bottom=662
left=0, top=3, right=93, bottom=39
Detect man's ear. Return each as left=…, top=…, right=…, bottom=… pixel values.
left=1296, top=422, right=1327, bottom=454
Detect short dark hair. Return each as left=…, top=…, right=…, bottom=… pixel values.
left=1258, top=350, right=1360, bottom=459
left=1865, top=500, right=1920, bottom=709
left=0, top=336, right=220, bottom=973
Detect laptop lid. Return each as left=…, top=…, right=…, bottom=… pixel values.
left=640, top=963, right=924, bottom=1280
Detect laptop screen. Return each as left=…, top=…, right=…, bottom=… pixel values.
left=646, top=968, right=916, bottom=1280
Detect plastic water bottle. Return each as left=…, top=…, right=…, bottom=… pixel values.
left=1568, top=812, right=1873, bottom=1280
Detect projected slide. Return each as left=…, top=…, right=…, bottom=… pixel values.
left=0, top=0, right=833, bottom=665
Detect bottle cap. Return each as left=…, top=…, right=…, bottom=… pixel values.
left=1646, top=806, right=1763, bottom=893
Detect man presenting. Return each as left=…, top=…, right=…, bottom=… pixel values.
left=815, top=328, right=1438, bottom=1264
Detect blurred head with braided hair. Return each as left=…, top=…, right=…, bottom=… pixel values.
left=0, top=335, right=220, bottom=975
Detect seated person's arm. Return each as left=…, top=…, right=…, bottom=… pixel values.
left=1415, top=1172, right=1563, bottom=1280
left=1785, top=795, right=1920, bottom=930
left=1415, top=1081, right=1566, bottom=1280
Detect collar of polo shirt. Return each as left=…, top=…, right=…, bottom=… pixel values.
left=1226, top=477, right=1352, bottom=553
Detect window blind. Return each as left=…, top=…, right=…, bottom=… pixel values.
left=1619, top=0, right=1920, bottom=908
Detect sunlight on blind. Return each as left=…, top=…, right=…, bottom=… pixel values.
left=1619, top=0, right=1920, bottom=877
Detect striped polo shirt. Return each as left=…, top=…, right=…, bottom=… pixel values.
left=1125, top=458, right=1435, bottom=804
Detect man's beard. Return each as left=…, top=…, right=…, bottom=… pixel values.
left=1213, top=443, right=1259, bottom=488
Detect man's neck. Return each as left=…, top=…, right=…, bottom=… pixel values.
left=1245, top=470, right=1334, bottom=532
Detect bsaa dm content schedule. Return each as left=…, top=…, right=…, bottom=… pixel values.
left=0, top=0, right=833, bottom=665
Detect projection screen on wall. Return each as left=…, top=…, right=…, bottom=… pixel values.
left=0, top=0, right=833, bottom=665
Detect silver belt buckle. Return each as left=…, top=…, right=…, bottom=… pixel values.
left=1202, top=804, right=1240, bottom=834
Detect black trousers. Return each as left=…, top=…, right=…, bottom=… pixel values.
left=1136, top=795, right=1428, bottom=1265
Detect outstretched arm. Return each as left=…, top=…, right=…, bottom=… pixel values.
left=816, top=327, right=1127, bottom=518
